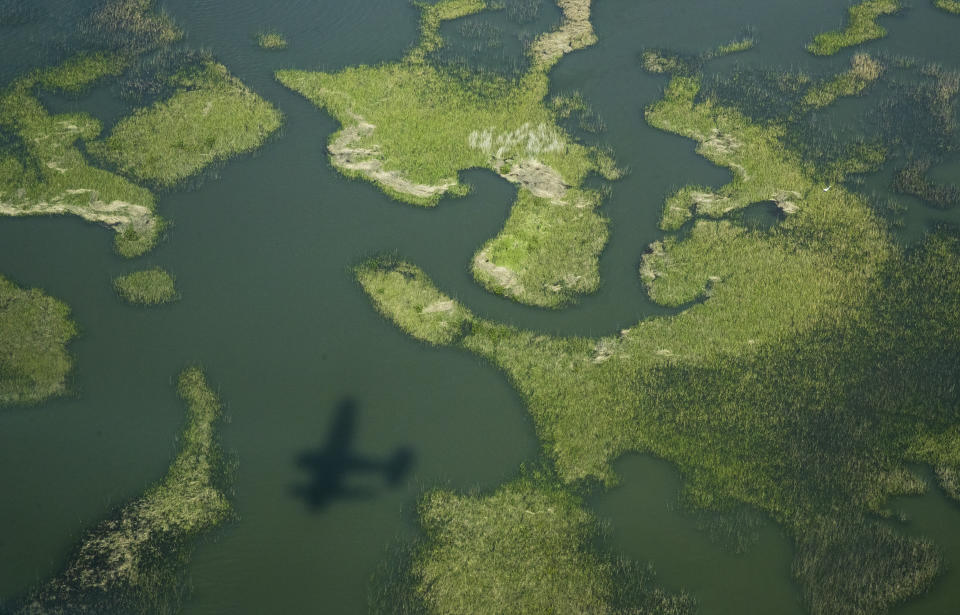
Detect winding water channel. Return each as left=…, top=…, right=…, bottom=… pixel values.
left=2, top=1, right=959, bottom=613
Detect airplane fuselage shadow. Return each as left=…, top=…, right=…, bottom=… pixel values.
left=291, top=398, right=415, bottom=511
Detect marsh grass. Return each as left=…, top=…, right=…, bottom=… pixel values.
left=0, top=0, right=189, bottom=257
left=550, top=90, right=606, bottom=133
left=35, top=52, right=129, bottom=96
left=892, top=158, right=960, bottom=208
left=279, top=0, right=615, bottom=307
left=0, top=275, right=76, bottom=407
left=705, top=34, right=756, bottom=59
left=935, top=0, right=960, bottom=13
left=371, top=474, right=694, bottom=615
left=353, top=64, right=960, bottom=612
left=119, top=48, right=213, bottom=103
left=79, top=0, right=181, bottom=55
left=0, top=65, right=161, bottom=257
left=802, top=53, right=883, bottom=109
left=113, top=267, right=178, bottom=305
left=256, top=30, right=288, bottom=50
left=90, top=60, right=283, bottom=188
left=15, top=368, right=231, bottom=614
left=699, top=55, right=959, bottom=191
left=807, top=0, right=901, bottom=56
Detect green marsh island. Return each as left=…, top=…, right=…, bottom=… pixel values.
left=2, top=0, right=960, bottom=614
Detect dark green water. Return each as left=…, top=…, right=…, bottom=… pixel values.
left=1, top=1, right=959, bottom=613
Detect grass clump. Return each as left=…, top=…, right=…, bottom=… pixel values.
left=0, top=275, right=76, bottom=407
left=0, top=62, right=162, bottom=258
left=79, top=0, right=181, bottom=55
left=357, top=257, right=474, bottom=345
left=89, top=60, right=283, bottom=188
left=35, top=52, right=129, bottom=96
left=256, top=30, right=288, bottom=50
left=15, top=368, right=232, bottom=614
left=892, top=158, right=960, bottom=208
left=113, top=267, right=178, bottom=305
left=807, top=0, right=901, bottom=56
left=278, top=0, right=615, bottom=307
left=935, top=0, right=960, bottom=13
left=706, top=35, right=756, bottom=59
left=354, top=65, right=960, bottom=612
left=802, top=53, right=883, bottom=109
left=371, top=474, right=694, bottom=615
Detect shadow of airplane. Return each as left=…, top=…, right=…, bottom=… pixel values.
left=292, top=398, right=414, bottom=511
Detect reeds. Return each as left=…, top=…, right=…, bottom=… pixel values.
left=892, top=158, right=960, bottom=208
left=15, top=368, right=231, bottom=613
left=113, top=267, right=178, bottom=304
left=352, top=67, right=960, bottom=613
left=0, top=275, right=76, bottom=407
left=278, top=1, right=616, bottom=307
left=802, top=53, right=883, bottom=109
left=807, top=0, right=901, bottom=56
left=0, top=65, right=161, bottom=257
left=90, top=61, right=283, bottom=187
left=255, top=30, right=288, bottom=50
left=376, top=474, right=694, bottom=615
left=79, top=0, right=181, bottom=55
left=935, top=0, right=960, bottom=14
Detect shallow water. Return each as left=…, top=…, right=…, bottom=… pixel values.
left=1, top=1, right=959, bottom=613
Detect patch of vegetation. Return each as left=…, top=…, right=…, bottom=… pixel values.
left=35, top=52, right=129, bottom=96
left=256, top=30, right=288, bottom=50
left=90, top=60, right=283, bottom=188
left=279, top=0, right=615, bottom=307
left=371, top=474, right=695, bottom=615
left=706, top=35, right=756, bottom=59
left=0, top=275, right=76, bottom=407
left=891, top=158, right=960, bottom=208
left=550, top=90, right=606, bottom=133
left=355, top=67, right=960, bottom=613
left=875, top=63, right=959, bottom=154
left=118, top=48, right=213, bottom=103
left=113, top=267, right=178, bottom=305
left=357, top=256, right=474, bottom=345
left=15, top=368, right=232, bottom=614
left=802, top=53, right=883, bottom=109
left=0, top=63, right=162, bottom=258
left=497, top=0, right=549, bottom=24
left=807, top=0, right=901, bottom=56
left=935, top=0, right=960, bottom=14
left=79, top=0, right=181, bottom=55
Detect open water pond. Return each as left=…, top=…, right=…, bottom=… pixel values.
left=1, top=0, right=959, bottom=613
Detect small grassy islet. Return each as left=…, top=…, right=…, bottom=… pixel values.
left=255, top=30, right=288, bottom=50
left=0, top=275, right=76, bottom=407
left=807, top=0, right=901, bottom=56
left=15, top=368, right=232, bottom=614
left=113, top=267, right=178, bottom=305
